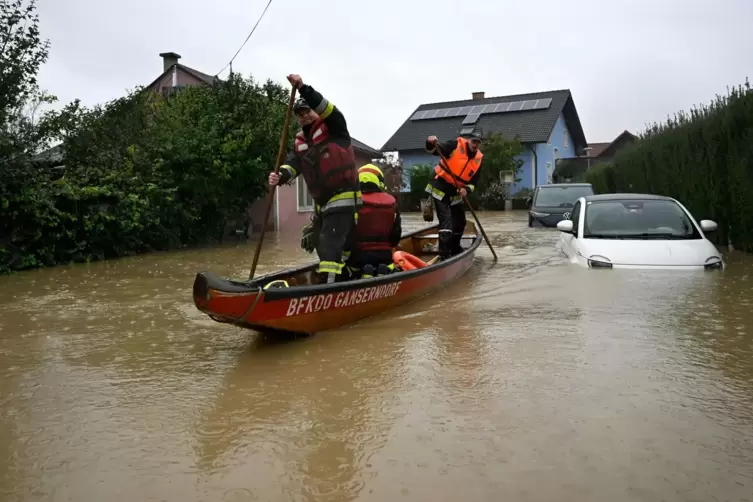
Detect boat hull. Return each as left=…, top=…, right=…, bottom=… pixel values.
left=192, top=222, right=481, bottom=335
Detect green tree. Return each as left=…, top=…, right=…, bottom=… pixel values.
left=0, top=0, right=50, bottom=128
left=471, top=131, right=524, bottom=209
left=373, top=153, right=405, bottom=193
left=0, top=0, right=297, bottom=273
left=0, top=0, right=63, bottom=271
left=409, top=163, right=433, bottom=209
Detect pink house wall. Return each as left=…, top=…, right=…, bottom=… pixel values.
left=247, top=151, right=375, bottom=237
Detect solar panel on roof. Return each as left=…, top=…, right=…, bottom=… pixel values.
left=534, top=98, right=552, bottom=109
left=508, top=101, right=524, bottom=112
left=411, top=96, right=553, bottom=122
left=459, top=126, right=475, bottom=135
left=495, top=102, right=511, bottom=113
left=461, top=113, right=481, bottom=125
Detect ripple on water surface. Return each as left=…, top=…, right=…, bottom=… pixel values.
left=1, top=212, right=752, bottom=501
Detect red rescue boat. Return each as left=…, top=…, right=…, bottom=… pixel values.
left=192, top=221, right=481, bottom=335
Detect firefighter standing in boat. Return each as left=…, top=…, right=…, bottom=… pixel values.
left=425, top=129, right=484, bottom=259
left=350, top=164, right=402, bottom=278
left=269, top=74, right=361, bottom=284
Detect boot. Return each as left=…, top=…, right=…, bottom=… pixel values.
left=317, top=272, right=336, bottom=284
left=451, top=233, right=464, bottom=256
left=361, top=264, right=376, bottom=279
left=377, top=264, right=392, bottom=276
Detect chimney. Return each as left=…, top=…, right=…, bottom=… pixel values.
left=472, top=91, right=485, bottom=100
left=159, top=52, right=181, bottom=72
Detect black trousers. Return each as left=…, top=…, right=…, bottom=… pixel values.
left=434, top=198, right=466, bottom=258
left=350, top=249, right=394, bottom=275
left=316, top=209, right=356, bottom=283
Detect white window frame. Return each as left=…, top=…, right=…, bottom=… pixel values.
left=296, top=178, right=314, bottom=212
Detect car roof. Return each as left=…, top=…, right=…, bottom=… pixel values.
left=536, top=183, right=593, bottom=188
left=583, top=193, right=674, bottom=202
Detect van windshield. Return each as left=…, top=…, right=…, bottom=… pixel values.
left=534, top=186, right=594, bottom=207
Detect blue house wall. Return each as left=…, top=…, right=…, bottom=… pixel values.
left=508, top=149, right=534, bottom=196
left=534, top=113, right=576, bottom=187
left=395, top=111, right=577, bottom=195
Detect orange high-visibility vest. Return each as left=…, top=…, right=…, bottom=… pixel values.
left=433, top=137, right=483, bottom=187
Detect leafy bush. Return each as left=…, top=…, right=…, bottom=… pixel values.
left=0, top=0, right=294, bottom=273
left=584, top=162, right=617, bottom=194
left=408, top=163, right=433, bottom=209
left=474, top=182, right=509, bottom=210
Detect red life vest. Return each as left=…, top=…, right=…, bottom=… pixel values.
left=294, top=119, right=358, bottom=205
left=355, top=191, right=397, bottom=252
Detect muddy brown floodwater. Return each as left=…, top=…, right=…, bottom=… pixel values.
left=1, top=211, right=753, bottom=501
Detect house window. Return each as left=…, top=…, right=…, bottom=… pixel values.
left=563, top=133, right=568, bottom=149
left=499, top=171, right=514, bottom=183
left=296, top=178, right=314, bottom=211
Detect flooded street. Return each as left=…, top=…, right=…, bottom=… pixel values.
left=1, top=210, right=753, bottom=501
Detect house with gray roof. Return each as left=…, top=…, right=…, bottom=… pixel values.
left=380, top=89, right=589, bottom=194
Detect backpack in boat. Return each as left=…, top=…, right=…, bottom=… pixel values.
left=420, top=197, right=434, bottom=222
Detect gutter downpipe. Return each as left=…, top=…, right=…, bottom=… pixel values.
left=529, top=144, right=538, bottom=188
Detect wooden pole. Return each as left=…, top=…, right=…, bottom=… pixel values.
left=248, top=86, right=298, bottom=280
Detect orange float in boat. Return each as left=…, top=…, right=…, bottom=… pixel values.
left=392, top=250, right=427, bottom=271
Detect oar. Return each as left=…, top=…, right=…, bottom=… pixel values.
left=433, top=144, right=498, bottom=260
left=248, top=86, right=298, bottom=280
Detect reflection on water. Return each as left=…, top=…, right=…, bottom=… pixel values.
left=1, top=211, right=752, bottom=501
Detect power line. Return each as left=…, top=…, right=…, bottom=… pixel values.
left=214, top=0, right=275, bottom=77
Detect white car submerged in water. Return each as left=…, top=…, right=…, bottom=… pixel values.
left=556, top=193, right=724, bottom=270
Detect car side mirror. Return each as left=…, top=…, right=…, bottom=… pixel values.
left=525, top=197, right=532, bottom=208
left=557, top=220, right=574, bottom=233
left=700, top=220, right=718, bottom=232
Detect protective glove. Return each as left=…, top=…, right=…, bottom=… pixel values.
left=301, top=223, right=316, bottom=253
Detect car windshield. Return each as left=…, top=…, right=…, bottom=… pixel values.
left=534, top=186, right=594, bottom=207
left=583, top=199, right=701, bottom=239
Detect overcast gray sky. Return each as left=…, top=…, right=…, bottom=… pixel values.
left=36, top=0, right=753, bottom=150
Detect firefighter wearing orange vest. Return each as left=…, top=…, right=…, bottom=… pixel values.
left=269, top=74, right=361, bottom=284
left=350, top=164, right=402, bottom=278
left=425, top=129, right=484, bottom=259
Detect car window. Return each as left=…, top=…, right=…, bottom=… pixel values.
left=570, top=201, right=581, bottom=236
left=533, top=186, right=595, bottom=207
left=583, top=199, right=701, bottom=239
